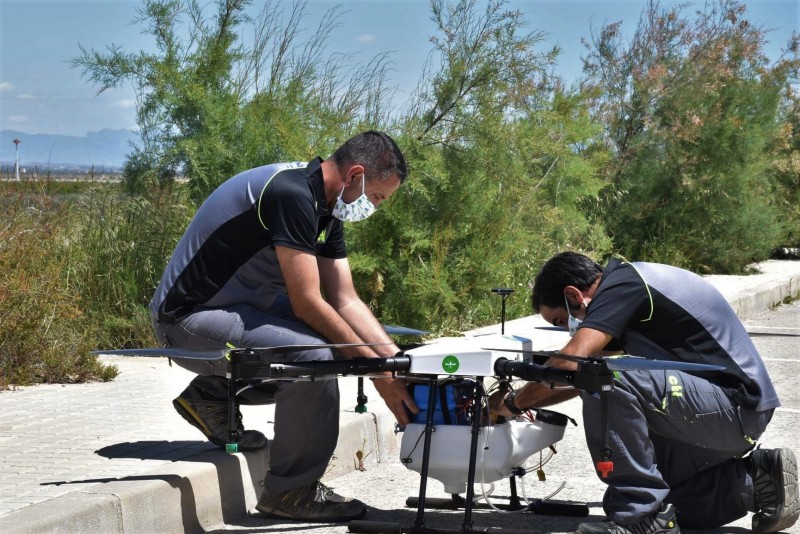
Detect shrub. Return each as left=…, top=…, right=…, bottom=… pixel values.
left=0, top=183, right=117, bottom=389
left=62, top=184, right=193, bottom=349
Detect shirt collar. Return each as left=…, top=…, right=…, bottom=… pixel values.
left=306, top=157, right=328, bottom=215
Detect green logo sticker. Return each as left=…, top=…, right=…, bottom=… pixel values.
left=442, top=355, right=460, bottom=373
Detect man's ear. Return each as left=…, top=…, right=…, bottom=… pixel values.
left=563, top=285, right=582, bottom=306
left=344, top=164, right=365, bottom=186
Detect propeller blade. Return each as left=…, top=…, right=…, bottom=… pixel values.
left=383, top=325, right=430, bottom=336
left=92, top=348, right=228, bottom=360
left=603, top=357, right=725, bottom=372
left=534, top=325, right=570, bottom=332
left=93, top=342, right=393, bottom=360
left=483, top=347, right=726, bottom=372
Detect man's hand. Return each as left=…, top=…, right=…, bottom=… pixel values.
left=488, top=388, right=514, bottom=418
left=372, top=375, right=418, bottom=427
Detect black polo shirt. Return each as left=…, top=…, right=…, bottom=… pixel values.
left=580, top=259, right=779, bottom=411
left=151, top=158, right=346, bottom=323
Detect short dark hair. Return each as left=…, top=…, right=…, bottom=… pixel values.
left=531, top=252, right=603, bottom=312
left=330, top=130, right=408, bottom=183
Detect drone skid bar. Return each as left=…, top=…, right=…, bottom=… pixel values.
left=348, top=521, right=540, bottom=533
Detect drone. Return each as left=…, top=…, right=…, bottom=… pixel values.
left=94, top=290, right=725, bottom=534
left=95, top=339, right=722, bottom=533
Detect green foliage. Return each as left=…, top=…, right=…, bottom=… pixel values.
left=73, top=0, right=613, bottom=335
left=0, top=177, right=194, bottom=389
left=0, top=183, right=118, bottom=389
left=583, top=0, right=800, bottom=272
left=346, top=0, right=611, bottom=334
left=769, top=91, right=800, bottom=246
left=73, top=0, right=396, bottom=204
left=9, top=0, right=800, bottom=389
left=52, top=0, right=797, bottom=354
left=62, top=183, right=194, bottom=348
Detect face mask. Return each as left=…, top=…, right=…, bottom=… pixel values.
left=331, top=175, right=376, bottom=222
left=564, top=295, right=583, bottom=337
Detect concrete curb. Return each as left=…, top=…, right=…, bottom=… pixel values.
left=724, top=275, right=800, bottom=321
left=705, top=259, right=800, bottom=320
left=2, top=449, right=267, bottom=534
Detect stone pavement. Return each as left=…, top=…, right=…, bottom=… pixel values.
left=0, top=260, right=798, bottom=533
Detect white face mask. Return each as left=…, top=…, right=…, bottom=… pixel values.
left=564, top=295, right=583, bottom=337
left=331, top=175, right=376, bottom=222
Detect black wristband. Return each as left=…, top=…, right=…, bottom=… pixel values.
left=504, top=390, right=524, bottom=415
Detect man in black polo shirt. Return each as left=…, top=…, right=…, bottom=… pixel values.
left=492, top=252, right=797, bottom=533
left=149, top=131, right=418, bottom=522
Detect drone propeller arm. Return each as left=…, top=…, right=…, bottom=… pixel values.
left=494, top=357, right=615, bottom=393
left=267, top=356, right=412, bottom=379
left=494, top=358, right=575, bottom=386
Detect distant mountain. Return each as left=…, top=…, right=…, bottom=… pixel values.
left=0, top=129, right=138, bottom=170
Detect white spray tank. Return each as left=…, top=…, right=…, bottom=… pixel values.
left=400, top=405, right=570, bottom=495
left=397, top=333, right=572, bottom=495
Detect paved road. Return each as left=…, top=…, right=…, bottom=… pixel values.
left=211, top=301, right=800, bottom=533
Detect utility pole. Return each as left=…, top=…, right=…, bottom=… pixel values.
left=12, top=138, right=21, bottom=180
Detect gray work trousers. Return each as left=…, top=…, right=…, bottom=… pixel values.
left=153, top=299, right=339, bottom=497
left=581, top=368, right=773, bottom=528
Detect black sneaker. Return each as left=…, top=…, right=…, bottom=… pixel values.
left=577, top=503, right=679, bottom=534
left=173, top=384, right=267, bottom=452
left=750, top=448, right=800, bottom=533
left=255, top=481, right=367, bottom=522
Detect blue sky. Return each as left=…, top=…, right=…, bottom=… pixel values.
left=1, top=0, right=797, bottom=137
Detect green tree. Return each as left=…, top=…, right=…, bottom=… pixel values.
left=769, top=81, right=800, bottom=249
left=583, top=0, right=800, bottom=272
left=347, top=0, right=610, bottom=333
left=73, top=0, right=394, bottom=203
left=73, top=0, right=611, bottom=337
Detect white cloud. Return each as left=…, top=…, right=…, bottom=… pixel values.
left=0, top=82, right=15, bottom=92
left=18, top=93, right=36, bottom=100
left=7, top=114, right=29, bottom=125
left=357, top=34, right=376, bottom=43
left=112, top=98, right=137, bottom=109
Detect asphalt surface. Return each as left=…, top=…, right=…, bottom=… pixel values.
left=0, top=260, right=798, bottom=534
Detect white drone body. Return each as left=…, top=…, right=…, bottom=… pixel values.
left=404, top=333, right=534, bottom=376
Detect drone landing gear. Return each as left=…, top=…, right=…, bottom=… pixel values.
left=226, top=372, right=241, bottom=453
left=348, top=522, right=538, bottom=533
left=348, top=379, right=587, bottom=534
left=405, top=492, right=588, bottom=516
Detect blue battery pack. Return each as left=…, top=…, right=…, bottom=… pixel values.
left=408, top=380, right=475, bottom=425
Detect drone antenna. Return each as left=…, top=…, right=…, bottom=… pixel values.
left=491, top=288, right=514, bottom=334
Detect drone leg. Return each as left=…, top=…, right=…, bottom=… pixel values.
left=225, top=358, right=240, bottom=453
left=498, top=474, right=524, bottom=510
left=355, top=377, right=368, bottom=413
left=411, top=380, right=440, bottom=531
left=460, top=379, right=484, bottom=532
left=596, top=392, right=614, bottom=478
